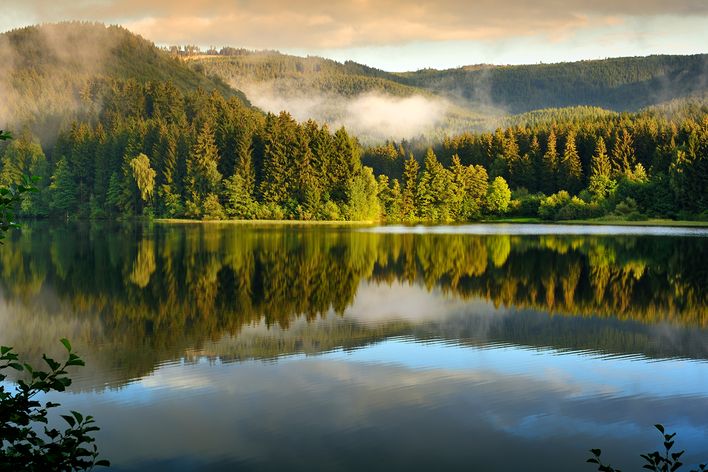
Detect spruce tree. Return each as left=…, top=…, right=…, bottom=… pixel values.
left=541, top=130, right=558, bottom=194
left=611, top=129, right=636, bottom=176
left=589, top=137, right=614, bottom=199
left=49, top=158, right=77, bottom=219
left=186, top=121, right=223, bottom=216
left=259, top=113, right=291, bottom=206
left=401, top=153, right=419, bottom=222
left=528, top=135, right=542, bottom=192
left=559, top=131, right=583, bottom=193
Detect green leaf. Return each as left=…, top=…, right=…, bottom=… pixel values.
left=655, top=424, right=665, bottom=434
left=43, top=355, right=61, bottom=371
left=60, top=338, right=72, bottom=352
left=72, top=410, right=84, bottom=423
left=591, top=449, right=602, bottom=456
left=61, top=414, right=76, bottom=427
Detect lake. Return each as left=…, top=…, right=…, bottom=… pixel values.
left=1, top=221, right=706, bottom=471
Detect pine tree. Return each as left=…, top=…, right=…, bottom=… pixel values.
left=541, top=130, right=558, bottom=194
left=416, top=150, right=437, bottom=220
left=501, top=129, right=520, bottom=184
left=106, top=172, right=122, bottom=215
left=259, top=113, right=291, bottom=206
left=376, top=174, right=392, bottom=220
left=49, top=158, right=77, bottom=219
left=528, top=135, right=542, bottom=192
left=186, top=121, right=223, bottom=216
left=388, top=179, right=403, bottom=222
left=330, top=127, right=360, bottom=203
left=588, top=137, right=614, bottom=199
left=611, top=129, right=636, bottom=176
left=401, top=153, right=419, bottom=222
left=559, top=130, right=583, bottom=193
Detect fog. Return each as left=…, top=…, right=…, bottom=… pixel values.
left=240, top=81, right=454, bottom=143
left=0, top=23, right=116, bottom=143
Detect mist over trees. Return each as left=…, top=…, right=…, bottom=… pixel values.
left=1, top=77, right=707, bottom=222
left=0, top=22, right=707, bottom=223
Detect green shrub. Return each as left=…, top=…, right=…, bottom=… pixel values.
left=0, top=340, right=110, bottom=471
left=587, top=424, right=706, bottom=472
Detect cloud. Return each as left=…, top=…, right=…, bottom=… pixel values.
left=9, top=0, right=708, bottom=50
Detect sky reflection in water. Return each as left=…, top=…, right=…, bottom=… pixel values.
left=0, top=222, right=706, bottom=471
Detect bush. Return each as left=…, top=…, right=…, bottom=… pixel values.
left=201, top=193, right=225, bottom=220
left=587, top=424, right=706, bottom=472
left=511, top=192, right=545, bottom=217
left=539, top=191, right=601, bottom=220
left=319, top=200, right=342, bottom=221
left=0, top=340, right=110, bottom=470
left=538, top=191, right=571, bottom=220
left=255, top=202, right=285, bottom=220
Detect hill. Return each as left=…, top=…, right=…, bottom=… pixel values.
left=0, top=22, right=248, bottom=141
left=188, top=51, right=420, bottom=98
left=189, top=50, right=708, bottom=142
left=396, top=55, right=708, bottom=113
left=189, top=51, right=495, bottom=142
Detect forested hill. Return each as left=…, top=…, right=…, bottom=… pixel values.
left=187, top=51, right=491, bottom=142
left=191, top=50, right=708, bottom=114
left=397, top=55, right=708, bottom=113
left=188, top=51, right=422, bottom=98
left=0, top=22, right=247, bottom=140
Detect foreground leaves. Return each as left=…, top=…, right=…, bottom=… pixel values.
left=588, top=424, right=706, bottom=472
left=0, top=340, right=109, bottom=471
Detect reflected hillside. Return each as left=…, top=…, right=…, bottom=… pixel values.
left=0, top=222, right=706, bottom=387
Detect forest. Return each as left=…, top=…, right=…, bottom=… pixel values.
left=1, top=78, right=706, bottom=222
left=188, top=47, right=708, bottom=113
left=0, top=22, right=707, bottom=223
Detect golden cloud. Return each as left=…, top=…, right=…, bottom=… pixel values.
left=11, top=0, right=708, bottom=48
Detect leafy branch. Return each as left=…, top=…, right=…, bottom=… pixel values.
left=0, top=339, right=110, bottom=471
left=587, top=424, right=706, bottom=472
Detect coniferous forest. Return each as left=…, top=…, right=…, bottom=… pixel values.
left=1, top=23, right=707, bottom=223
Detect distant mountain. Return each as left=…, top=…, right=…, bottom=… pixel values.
left=189, top=50, right=708, bottom=142
left=397, top=55, right=708, bottom=113
left=188, top=51, right=422, bottom=98
left=192, top=51, right=708, bottom=115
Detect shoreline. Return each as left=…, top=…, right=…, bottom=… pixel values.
left=485, top=217, right=708, bottom=228
left=153, top=217, right=708, bottom=229
left=154, top=218, right=377, bottom=226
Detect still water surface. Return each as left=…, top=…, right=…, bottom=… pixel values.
left=1, top=222, right=707, bottom=471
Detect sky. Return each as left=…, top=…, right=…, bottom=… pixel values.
left=1, top=0, right=707, bottom=72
